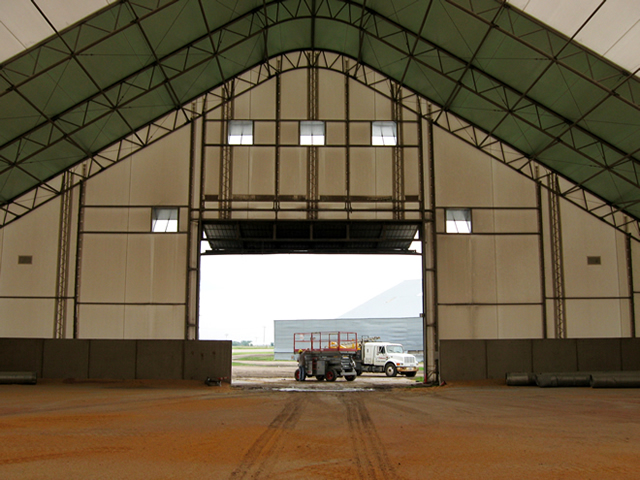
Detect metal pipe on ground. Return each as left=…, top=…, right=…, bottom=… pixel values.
left=590, top=372, right=640, bottom=388
left=535, top=373, right=591, bottom=388
left=0, top=372, right=37, bottom=385
left=505, top=372, right=536, bottom=386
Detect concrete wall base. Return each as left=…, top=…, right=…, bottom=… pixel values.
left=0, top=339, right=232, bottom=382
left=440, top=338, right=640, bottom=382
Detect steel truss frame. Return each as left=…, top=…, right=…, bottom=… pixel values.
left=2, top=47, right=639, bottom=246
left=0, top=0, right=640, bottom=239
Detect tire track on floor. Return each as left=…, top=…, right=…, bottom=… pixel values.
left=341, top=394, right=398, bottom=480
left=230, top=394, right=307, bottom=479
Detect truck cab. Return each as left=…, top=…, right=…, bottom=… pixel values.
left=357, top=341, right=419, bottom=377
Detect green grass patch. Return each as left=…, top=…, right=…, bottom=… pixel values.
left=232, top=354, right=274, bottom=362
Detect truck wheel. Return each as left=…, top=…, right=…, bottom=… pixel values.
left=325, top=369, right=337, bottom=382
left=345, top=374, right=356, bottom=382
left=405, top=372, right=417, bottom=378
left=294, top=368, right=305, bottom=381
left=315, top=375, right=325, bottom=381
left=385, top=363, right=398, bottom=377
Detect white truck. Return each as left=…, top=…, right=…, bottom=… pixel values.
left=354, top=339, right=419, bottom=377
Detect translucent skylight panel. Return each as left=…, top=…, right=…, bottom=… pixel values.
left=300, top=121, right=325, bottom=145
left=446, top=208, right=471, bottom=234
left=228, top=120, right=253, bottom=145
left=152, top=207, right=178, bottom=232
left=372, top=121, right=397, bottom=146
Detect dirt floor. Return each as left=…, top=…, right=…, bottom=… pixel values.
left=1, top=368, right=639, bottom=479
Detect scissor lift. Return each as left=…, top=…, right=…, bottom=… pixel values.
left=293, top=332, right=358, bottom=382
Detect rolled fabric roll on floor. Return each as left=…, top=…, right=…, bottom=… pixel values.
left=535, top=373, right=591, bottom=388
left=506, top=372, right=536, bottom=386
left=0, top=372, right=37, bottom=385
left=590, top=372, right=640, bottom=388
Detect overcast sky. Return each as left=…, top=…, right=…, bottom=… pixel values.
left=198, top=253, right=423, bottom=345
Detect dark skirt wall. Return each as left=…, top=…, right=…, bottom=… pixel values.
left=440, top=338, right=640, bottom=381
left=0, top=339, right=231, bottom=382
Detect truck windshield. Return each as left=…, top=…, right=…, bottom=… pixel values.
left=387, top=345, right=403, bottom=354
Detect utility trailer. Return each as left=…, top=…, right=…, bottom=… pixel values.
left=293, top=332, right=358, bottom=382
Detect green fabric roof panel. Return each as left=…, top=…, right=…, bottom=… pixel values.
left=1, top=0, right=640, bottom=219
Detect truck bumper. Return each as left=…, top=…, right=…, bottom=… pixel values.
left=397, top=366, right=418, bottom=373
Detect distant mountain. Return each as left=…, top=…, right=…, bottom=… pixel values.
left=338, top=279, right=422, bottom=319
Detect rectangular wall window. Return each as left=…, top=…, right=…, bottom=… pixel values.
left=372, top=121, right=397, bottom=146
left=152, top=208, right=178, bottom=232
left=445, top=208, right=471, bottom=234
left=300, top=121, right=325, bottom=145
left=228, top=120, right=253, bottom=145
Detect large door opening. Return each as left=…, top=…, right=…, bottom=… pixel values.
left=198, top=220, right=425, bottom=385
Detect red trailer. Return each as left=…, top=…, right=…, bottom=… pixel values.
left=293, top=332, right=358, bottom=382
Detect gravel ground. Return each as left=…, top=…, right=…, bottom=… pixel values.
left=1, top=377, right=639, bottom=479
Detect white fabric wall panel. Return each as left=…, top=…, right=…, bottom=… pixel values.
left=78, top=304, right=126, bottom=339
left=319, top=70, right=345, bottom=119
left=374, top=91, right=392, bottom=120
left=469, top=235, right=499, bottom=303
left=280, top=147, right=307, bottom=196
left=375, top=148, right=393, bottom=197
left=0, top=299, right=56, bottom=337
left=129, top=127, right=190, bottom=206
left=280, top=121, right=300, bottom=145
left=439, top=305, right=500, bottom=339
left=248, top=147, right=276, bottom=196
left=404, top=148, right=420, bottom=196
left=325, top=122, right=346, bottom=145
left=85, top=159, right=132, bottom=206
left=203, top=147, right=220, bottom=196
left=489, top=158, right=537, bottom=207
left=561, top=200, right=626, bottom=298
left=124, top=234, right=187, bottom=304
left=566, top=299, right=627, bottom=338
left=123, top=305, right=185, bottom=339
left=496, top=305, right=543, bottom=339
left=318, top=148, right=346, bottom=196
left=280, top=70, right=307, bottom=119
left=83, top=207, right=151, bottom=233
left=235, top=80, right=276, bottom=120
left=349, top=79, right=375, bottom=120
left=494, top=235, right=542, bottom=304
left=349, top=122, right=371, bottom=145
left=437, top=234, right=473, bottom=304
left=231, top=147, right=250, bottom=195
left=80, top=234, right=128, bottom=303
left=401, top=119, right=419, bottom=146
left=254, top=121, right=276, bottom=144
left=473, top=209, right=538, bottom=234
left=438, top=234, right=541, bottom=310
left=350, top=148, right=376, bottom=196
left=434, top=129, right=494, bottom=207
left=0, top=199, right=59, bottom=298
left=77, top=305, right=185, bottom=339
left=439, top=305, right=543, bottom=340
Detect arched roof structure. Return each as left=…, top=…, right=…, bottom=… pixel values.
left=1, top=0, right=640, bottom=224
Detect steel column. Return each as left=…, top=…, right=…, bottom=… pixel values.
left=392, top=83, right=405, bottom=221
left=548, top=173, right=567, bottom=338
left=54, top=171, right=73, bottom=338
left=220, top=81, right=234, bottom=220
left=535, top=166, right=549, bottom=339
left=307, top=52, right=319, bottom=220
